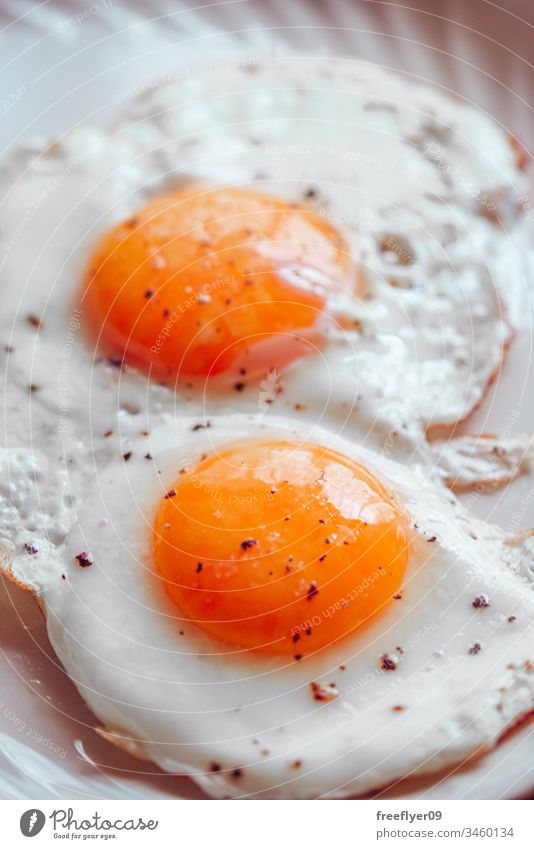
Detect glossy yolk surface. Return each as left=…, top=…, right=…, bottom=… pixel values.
left=82, top=186, right=357, bottom=380
left=153, top=441, right=410, bottom=655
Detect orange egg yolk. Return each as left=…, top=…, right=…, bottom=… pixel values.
left=82, top=186, right=357, bottom=380
left=153, top=441, right=410, bottom=655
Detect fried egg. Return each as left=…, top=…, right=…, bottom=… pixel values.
left=1, top=415, right=533, bottom=799
left=1, top=57, right=530, bottom=475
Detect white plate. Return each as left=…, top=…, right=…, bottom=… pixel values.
left=0, top=0, right=533, bottom=800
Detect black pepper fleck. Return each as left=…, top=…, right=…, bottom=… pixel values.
left=240, top=538, right=258, bottom=551
left=307, top=581, right=319, bottom=601
left=310, top=681, right=339, bottom=702
left=380, top=653, right=397, bottom=671
left=472, top=594, right=490, bottom=609
left=107, top=356, right=125, bottom=369
left=75, top=551, right=93, bottom=568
